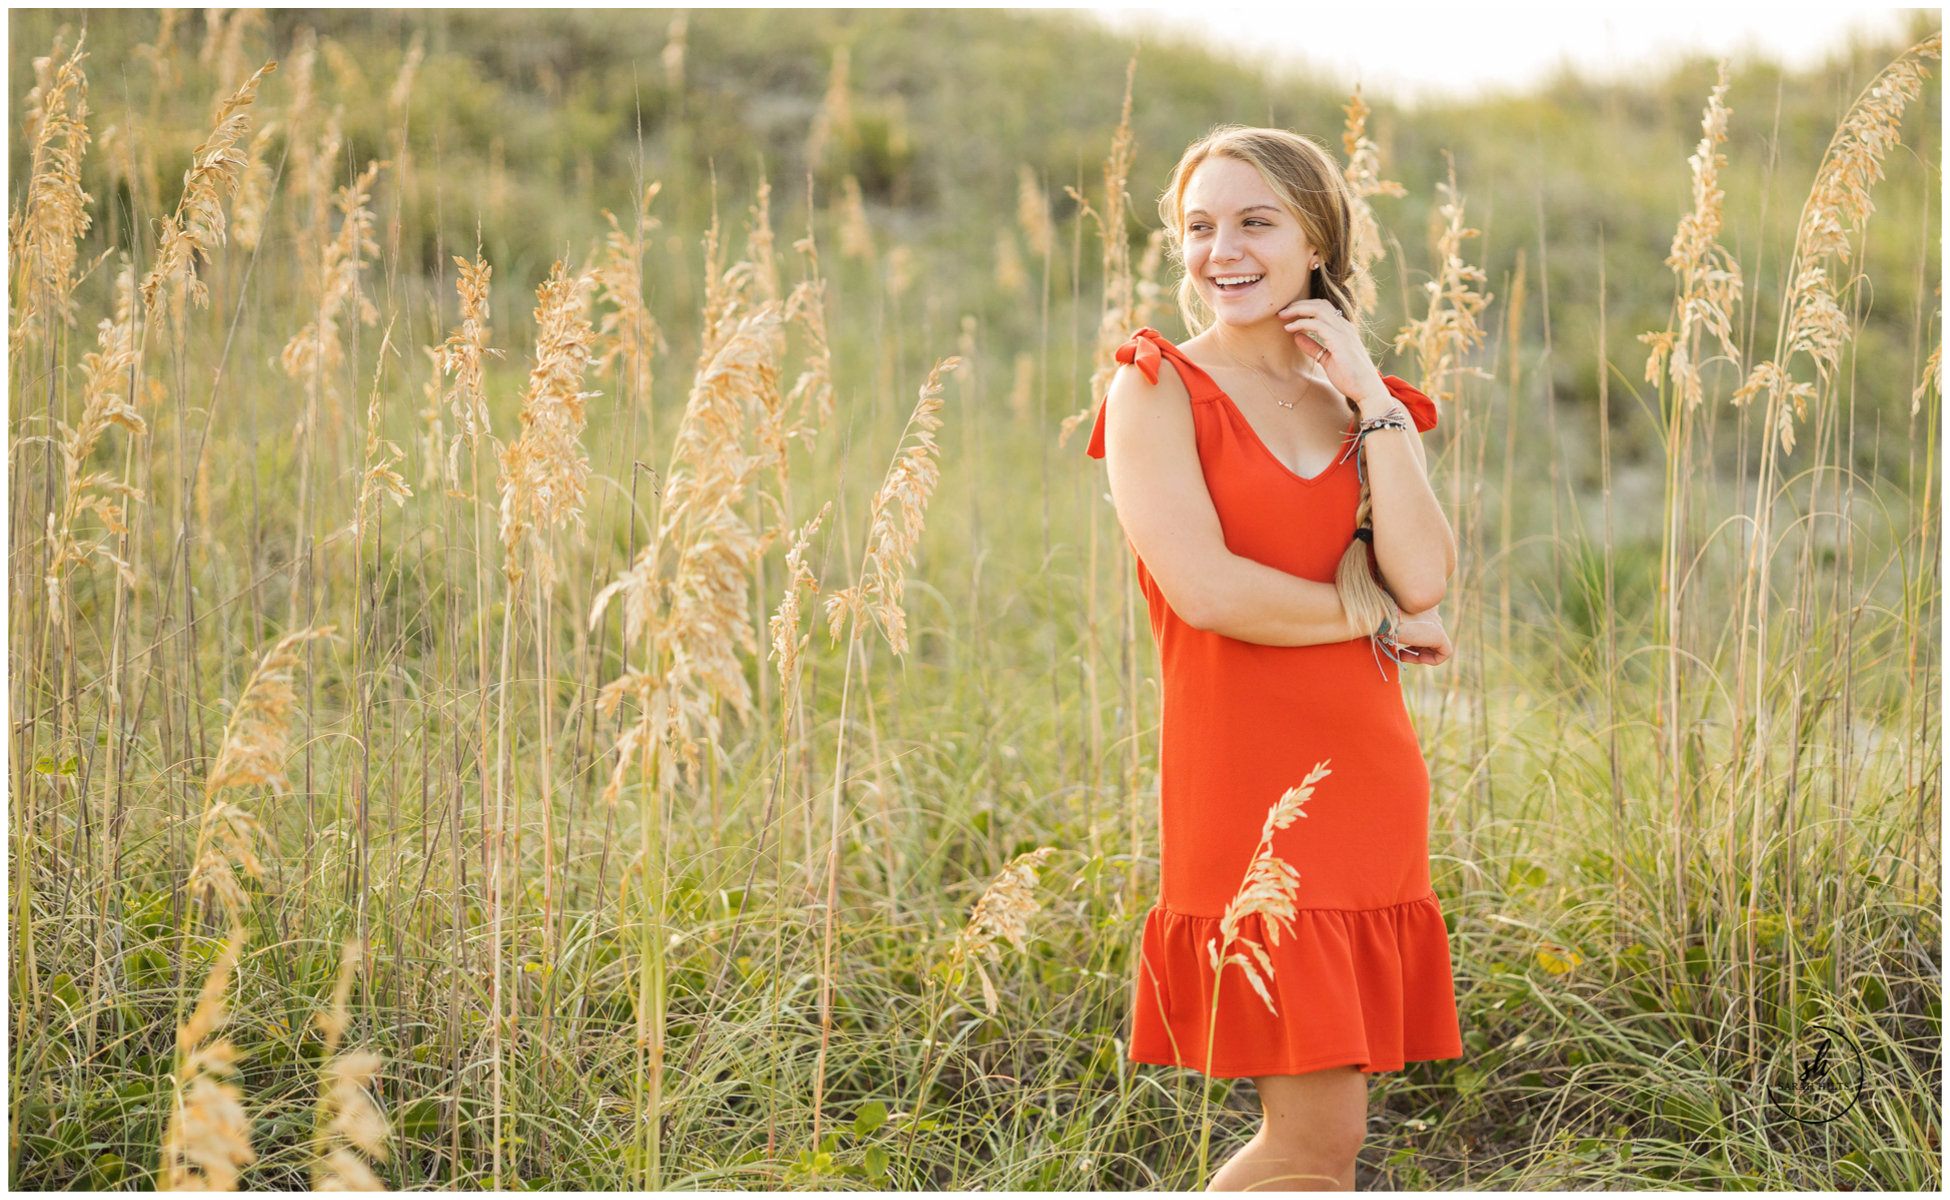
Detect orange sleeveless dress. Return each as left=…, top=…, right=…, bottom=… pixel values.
left=1085, top=327, right=1464, bottom=1078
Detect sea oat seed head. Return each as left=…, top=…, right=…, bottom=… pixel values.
left=769, top=503, right=832, bottom=697
left=824, top=357, right=959, bottom=652
left=1640, top=62, right=1742, bottom=410
left=163, top=928, right=255, bottom=1192
left=949, top=847, right=1056, bottom=1015
left=1734, top=34, right=1938, bottom=451
left=1341, top=86, right=1407, bottom=315
left=143, top=60, right=277, bottom=314
left=1392, top=171, right=1491, bottom=410
left=1209, top=762, right=1333, bottom=1016
left=498, top=259, right=599, bottom=586
left=594, top=184, right=663, bottom=415
left=12, top=32, right=92, bottom=353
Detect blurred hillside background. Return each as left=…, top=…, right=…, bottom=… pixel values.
left=8, top=7, right=1941, bottom=1191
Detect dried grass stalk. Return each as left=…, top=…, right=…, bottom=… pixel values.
left=1058, top=55, right=1139, bottom=447
left=587, top=214, right=784, bottom=1187
left=696, top=199, right=760, bottom=359
left=99, top=120, right=159, bottom=235
left=838, top=174, right=875, bottom=264
left=885, top=244, right=915, bottom=298
left=1007, top=351, right=1036, bottom=427
left=279, top=158, right=381, bottom=402
left=595, top=183, right=663, bottom=415
left=1392, top=169, right=1492, bottom=410
left=208, top=9, right=261, bottom=102
left=807, top=45, right=854, bottom=170
left=137, top=10, right=182, bottom=94
left=12, top=31, right=92, bottom=353
left=592, top=207, right=809, bottom=798
left=1916, top=335, right=1942, bottom=418
left=769, top=503, right=832, bottom=697
left=610, top=208, right=823, bottom=751
left=352, top=326, right=411, bottom=538
left=656, top=305, right=776, bottom=714
left=1134, top=228, right=1173, bottom=330
left=747, top=177, right=782, bottom=304
left=662, top=15, right=687, bottom=91
left=1017, top=163, right=1053, bottom=260
left=387, top=31, right=424, bottom=118
left=440, top=253, right=500, bottom=482
left=190, top=626, right=336, bottom=923
left=46, top=263, right=147, bottom=621
left=498, top=259, right=600, bottom=587
left=1341, top=87, right=1407, bottom=316
left=160, top=928, right=256, bottom=1192
left=1734, top=33, right=1940, bottom=452
left=280, top=30, right=327, bottom=223
left=995, top=229, right=1028, bottom=293
left=948, top=847, right=1057, bottom=1015
left=783, top=226, right=837, bottom=441
left=311, top=939, right=390, bottom=1191
left=1641, top=61, right=1743, bottom=411
left=230, top=121, right=277, bottom=252
left=1207, top=761, right=1332, bottom=1016
left=592, top=302, right=781, bottom=796
left=318, top=36, right=366, bottom=101
left=142, top=60, right=276, bottom=315
left=824, top=356, right=960, bottom=654
left=205, top=626, right=337, bottom=795
left=417, top=344, right=447, bottom=489
left=739, top=184, right=803, bottom=473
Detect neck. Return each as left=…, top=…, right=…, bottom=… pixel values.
left=1207, top=310, right=1314, bottom=378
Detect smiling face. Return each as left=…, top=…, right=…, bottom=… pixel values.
left=1179, top=154, right=1318, bottom=330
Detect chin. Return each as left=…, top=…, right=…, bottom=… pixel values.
left=1211, top=302, right=1278, bottom=328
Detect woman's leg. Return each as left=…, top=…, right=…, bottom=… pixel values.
left=1208, top=1066, right=1368, bottom=1192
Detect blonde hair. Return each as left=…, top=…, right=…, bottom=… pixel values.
left=1158, top=125, right=1398, bottom=643
left=1157, top=125, right=1363, bottom=337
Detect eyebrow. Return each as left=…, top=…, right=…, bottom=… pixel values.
left=1184, top=204, right=1283, bottom=219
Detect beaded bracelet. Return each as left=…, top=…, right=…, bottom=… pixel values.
left=1336, top=405, right=1413, bottom=476
left=1358, top=408, right=1412, bottom=435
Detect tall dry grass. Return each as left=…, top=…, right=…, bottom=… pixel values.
left=6, top=15, right=1937, bottom=1192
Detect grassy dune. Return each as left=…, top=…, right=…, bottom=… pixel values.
left=8, top=9, right=1941, bottom=1190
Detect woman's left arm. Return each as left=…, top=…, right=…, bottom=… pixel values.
left=1351, top=416, right=1454, bottom=611
left=1281, top=299, right=1458, bottom=613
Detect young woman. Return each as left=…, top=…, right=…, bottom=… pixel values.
left=1082, top=126, right=1465, bottom=1190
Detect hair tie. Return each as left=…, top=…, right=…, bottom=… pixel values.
left=1352, top=527, right=1373, bottom=544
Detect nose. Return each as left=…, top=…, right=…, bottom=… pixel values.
left=1209, top=221, right=1245, bottom=265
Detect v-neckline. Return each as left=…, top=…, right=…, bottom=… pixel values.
left=1171, top=348, right=1359, bottom=486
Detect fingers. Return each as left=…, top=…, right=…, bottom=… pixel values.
left=1280, top=312, right=1341, bottom=335
left=1277, top=298, right=1344, bottom=320
left=1393, top=641, right=1451, bottom=667
left=1289, top=329, right=1328, bottom=360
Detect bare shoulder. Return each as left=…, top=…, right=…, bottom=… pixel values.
left=1103, top=355, right=1197, bottom=468
left=1105, top=352, right=1193, bottom=419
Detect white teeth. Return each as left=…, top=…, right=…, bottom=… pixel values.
left=1214, top=274, right=1262, bottom=286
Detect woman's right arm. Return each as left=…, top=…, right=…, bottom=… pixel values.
left=1101, top=360, right=1376, bottom=647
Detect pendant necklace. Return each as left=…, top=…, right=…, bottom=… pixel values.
left=1243, top=363, right=1300, bottom=409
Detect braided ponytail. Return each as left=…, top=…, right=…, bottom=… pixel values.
left=1333, top=446, right=1397, bottom=638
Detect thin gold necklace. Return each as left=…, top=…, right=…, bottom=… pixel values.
left=1230, top=355, right=1308, bottom=410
